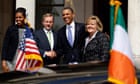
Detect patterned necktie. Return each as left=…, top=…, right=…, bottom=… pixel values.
left=67, top=26, right=73, bottom=46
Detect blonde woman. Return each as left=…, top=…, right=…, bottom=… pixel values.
left=82, top=16, right=109, bottom=63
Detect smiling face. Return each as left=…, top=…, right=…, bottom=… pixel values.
left=85, top=16, right=103, bottom=35
left=15, top=12, right=25, bottom=27
left=86, top=19, right=98, bottom=34
left=62, top=9, right=75, bottom=25
left=42, top=16, right=54, bottom=31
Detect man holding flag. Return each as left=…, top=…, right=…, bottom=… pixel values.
left=108, top=0, right=137, bottom=84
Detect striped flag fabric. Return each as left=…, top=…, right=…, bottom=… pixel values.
left=15, top=26, right=43, bottom=72
left=108, top=0, right=137, bottom=84
left=109, top=0, right=115, bottom=49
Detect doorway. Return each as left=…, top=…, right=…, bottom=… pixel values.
left=35, top=0, right=64, bottom=31
left=93, top=0, right=128, bottom=35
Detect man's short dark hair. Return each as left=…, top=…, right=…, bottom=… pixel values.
left=62, top=7, right=74, bottom=13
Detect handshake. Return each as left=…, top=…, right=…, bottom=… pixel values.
left=45, top=50, right=56, bottom=59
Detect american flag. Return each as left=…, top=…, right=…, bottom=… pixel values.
left=15, top=26, right=43, bottom=72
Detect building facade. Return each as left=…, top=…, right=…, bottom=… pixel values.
left=0, top=0, right=140, bottom=70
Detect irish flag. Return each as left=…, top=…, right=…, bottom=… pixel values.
left=108, top=1, right=137, bottom=84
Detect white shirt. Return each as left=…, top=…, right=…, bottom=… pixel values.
left=66, top=21, right=75, bottom=45
left=85, top=31, right=98, bottom=48
left=43, top=28, right=54, bottom=50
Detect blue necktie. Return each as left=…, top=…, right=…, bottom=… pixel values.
left=67, top=26, right=73, bottom=46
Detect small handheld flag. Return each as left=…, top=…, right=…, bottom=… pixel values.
left=15, top=26, right=43, bottom=72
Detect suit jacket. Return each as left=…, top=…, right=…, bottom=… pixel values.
left=1, top=25, right=19, bottom=61
left=33, top=29, right=59, bottom=65
left=56, top=22, right=87, bottom=64
left=82, top=32, right=110, bottom=62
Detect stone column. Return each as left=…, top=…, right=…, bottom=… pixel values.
left=0, top=0, right=15, bottom=72
left=16, top=0, right=35, bottom=28
left=65, top=0, right=93, bottom=23
left=128, top=0, right=140, bottom=69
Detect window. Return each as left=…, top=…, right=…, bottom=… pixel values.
left=36, top=0, right=64, bottom=30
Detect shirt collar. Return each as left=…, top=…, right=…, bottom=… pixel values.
left=66, top=21, right=75, bottom=28
left=43, top=28, right=52, bottom=33
left=86, top=31, right=98, bottom=41
left=91, top=31, right=98, bottom=39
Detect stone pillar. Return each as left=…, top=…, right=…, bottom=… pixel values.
left=128, top=0, right=140, bottom=69
left=0, top=0, right=15, bottom=72
left=16, top=0, right=35, bottom=28
left=65, top=0, right=93, bottom=23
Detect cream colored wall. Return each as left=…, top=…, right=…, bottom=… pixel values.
left=16, top=0, right=35, bottom=28
left=128, top=0, right=140, bottom=69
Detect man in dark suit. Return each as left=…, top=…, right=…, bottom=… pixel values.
left=34, top=13, right=58, bottom=66
left=56, top=7, right=87, bottom=64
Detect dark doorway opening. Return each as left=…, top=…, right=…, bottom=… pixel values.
left=93, top=0, right=128, bottom=36
left=35, top=0, right=64, bottom=30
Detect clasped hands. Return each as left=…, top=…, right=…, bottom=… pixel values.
left=45, top=50, right=56, bottom=59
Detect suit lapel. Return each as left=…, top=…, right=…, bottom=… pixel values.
left=73, top=23, right=79, bottom=47
left=52, top=31, right=57, bottom=49
left=14, top=26, right=19, bottom=43
left=63, top=26, right=72, bottom=47
left=41, top=29, right=51, bottom=49
left=64, top=23, right=80, bottom=48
